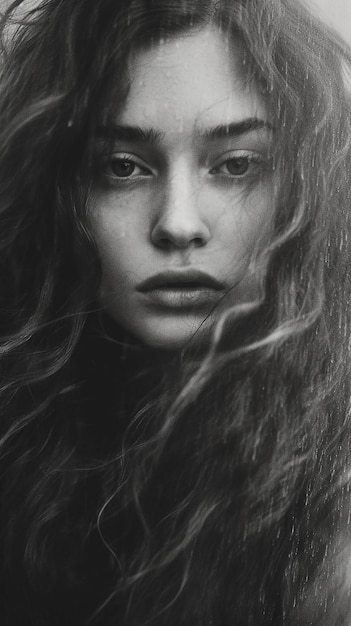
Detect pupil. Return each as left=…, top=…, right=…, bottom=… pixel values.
left=112, top=160, right=135, bottom=177
left=227, top=158, right=249, bottom=176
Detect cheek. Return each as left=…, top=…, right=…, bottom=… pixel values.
left=89, top=186, right=149, bottom=258
left=89, top=204, right=134, bottom=294
left=97, top=231, right=134, bottom=296
left=215, top=182, right=275, bottom=258
left=241, top=188, right=275, bottom=250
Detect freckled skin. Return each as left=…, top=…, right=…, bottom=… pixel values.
left=91, top=27, right=276, bottom=350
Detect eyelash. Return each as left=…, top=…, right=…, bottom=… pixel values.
left=210, top=151, right=267, bottom=180
left=102, top=154, right=152, bottom=184
left=100, top=151, right=268, bottom=186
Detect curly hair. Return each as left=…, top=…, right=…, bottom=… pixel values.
left=1, top=1, right=351, bottom=624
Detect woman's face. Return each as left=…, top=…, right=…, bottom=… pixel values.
left=91, top=27, right=276, bottom=350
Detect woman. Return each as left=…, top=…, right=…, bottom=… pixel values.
left=0, top=0, right=351, bottom=624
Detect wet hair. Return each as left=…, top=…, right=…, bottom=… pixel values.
left=1, top=0, right=351, bottom=624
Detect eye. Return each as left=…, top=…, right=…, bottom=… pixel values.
left=102, top=153, right=152, bottom=184
left=210, top=151, right=266, bottom=180
left=223, top=157, right=250, bottom=176
left=111, top=159, right=138, bottom=178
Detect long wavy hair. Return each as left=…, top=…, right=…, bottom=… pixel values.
left=1, top=0, right=351, bottom=624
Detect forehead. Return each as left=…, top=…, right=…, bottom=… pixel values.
left=116, top=27, right=268, bottom=133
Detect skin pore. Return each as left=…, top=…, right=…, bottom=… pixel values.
left=91, top=27, right=276, bottom=350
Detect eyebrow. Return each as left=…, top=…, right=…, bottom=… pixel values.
left=96, top=125, right=162, bottom=144
left=201, top=118, right=273, bottom=140
left=96, top=117, right=273, bottom=144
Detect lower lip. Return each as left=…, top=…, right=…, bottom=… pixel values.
left=141, top=287, right=224, bottom=308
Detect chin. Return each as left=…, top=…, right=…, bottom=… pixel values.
left=104, top=308, right=215, bottom=352
left=135, top=321, right=214, bottom=352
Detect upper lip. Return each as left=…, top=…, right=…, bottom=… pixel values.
left=137, top=270, right=225, bottom=292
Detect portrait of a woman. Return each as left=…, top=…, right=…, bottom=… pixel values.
left=0, top=0, right=351, bottom=624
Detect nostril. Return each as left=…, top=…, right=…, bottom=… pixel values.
left=193, top=237, right=205, bottom=247
left=157, top=237, right=173, bottom=250
left=151, top=217, right=211, bottom=249
left=154, top=234, right=206, bottom=250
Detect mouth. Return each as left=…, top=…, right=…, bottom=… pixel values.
left=137, top=270, right=226, bottom=309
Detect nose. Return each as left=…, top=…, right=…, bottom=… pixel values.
left=151, top=170, right=210, bottom=250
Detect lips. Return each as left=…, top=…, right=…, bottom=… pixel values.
left=137, top=270, right=225, bottom=308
